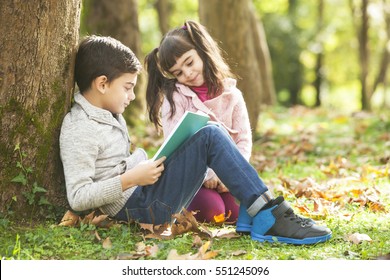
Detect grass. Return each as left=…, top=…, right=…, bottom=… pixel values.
left=1, top=105, right=389, bottom=260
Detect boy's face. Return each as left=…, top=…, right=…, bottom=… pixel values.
left=102, top=73, right=138, bottom=114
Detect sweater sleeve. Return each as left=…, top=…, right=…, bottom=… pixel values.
left=60, top=120, right=124, bottom=212
left=231, top=91, right=252, bottom=161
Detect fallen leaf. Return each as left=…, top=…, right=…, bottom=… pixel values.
left=139, top=223, right=154, bottom=232
left=94, top=230, right=101, bottom=242
left=59, top=210, right=79, bottom=227
left=135, top=242, right=146, bottom=252
left=81, top=211, right=95, bottom=224
left=192, top=235, right=203, bottom=247
left=347, top=233, right=372, bottom=244
left=140, top=223, right=171, bottom=239
left=166, top=240, right=218, bottom=260
left=213, top=210, right=232, bottom=224
left=231, top=250, right=247, bottom=256
left=211, top=228, right=240, bottom=239
left=375, top=253, right=390, bottom=260
left=166, top=249, right=193, bottom=260
left=146, top=244, right=159, bottom=258
left=102, top=237, right=112, bottom=249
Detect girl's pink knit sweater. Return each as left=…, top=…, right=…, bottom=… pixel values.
left=161, top=78, right=252, bottom=181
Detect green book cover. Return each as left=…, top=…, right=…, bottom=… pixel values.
left=152, top=111, right=210, bottom=161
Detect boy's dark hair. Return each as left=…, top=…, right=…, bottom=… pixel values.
left=75, top=35, right=142, bottom=93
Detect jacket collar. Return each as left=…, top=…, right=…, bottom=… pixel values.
left=175, top=78, right=237, bottom=115
left=74, top=92, right=127, bottom=131
left=174, top=78, right=238, bottom=134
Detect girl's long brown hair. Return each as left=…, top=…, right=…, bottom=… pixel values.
left=145, top=20, right=234, bottom=128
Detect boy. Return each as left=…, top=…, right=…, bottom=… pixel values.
left=60, top=35, right=331, bottom=244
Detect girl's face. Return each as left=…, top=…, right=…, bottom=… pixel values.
left=102, top=73, right=137, bottom=114
left=169, top=49, right=204, bottom=87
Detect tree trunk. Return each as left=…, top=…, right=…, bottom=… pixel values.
left=248, top=2, right=276, bottom=106
left=359, top=0, right=370, bottom=110
left=199, top=0, right=275, bottom=132
left=372, top=0, right=390, bottom=107
left=314, top=0, right=325, bottom=107
left=155, top=0, right=171, bottom=35
left=83, top=0, right=145, bottom=126
left=0, top=0, right=81, bottom=219
left=350, top=0, right=370, bottom=110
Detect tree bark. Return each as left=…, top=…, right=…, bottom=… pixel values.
left=199, top=0, right=275, bottom=132
left=155, top=0, right=171, bottom=35
left=83, top=0, right=145, bottom=125
left=359, top=0, right=370, bottom=110
left=314, top=0, right=325, bottom=107
left=372, top=0, right=390, bottom=108
left=0, top=0, right=81, bottom=219
left=350, top=0, right=370, bottom=110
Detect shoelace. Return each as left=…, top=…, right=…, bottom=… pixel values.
left=284, top=209, right=313, bottom=226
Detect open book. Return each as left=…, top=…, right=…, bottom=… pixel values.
left=152, top=111, right=210, bottom=161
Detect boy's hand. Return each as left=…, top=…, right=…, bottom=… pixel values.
left=121, top=156, right=166, bottom=190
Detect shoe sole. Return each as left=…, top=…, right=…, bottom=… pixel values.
left=251, top=232, right=332, bottom=245
left=236, top=223, right=252, bottom=234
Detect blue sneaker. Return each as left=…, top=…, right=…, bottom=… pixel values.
left=236, top=204, right=252, bottom=234
left=251, top=197, right=332, bottom=245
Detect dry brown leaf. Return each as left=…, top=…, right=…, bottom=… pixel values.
left=81, top=211, right=95, bottom=224
left=138, top=223, right=155, bottom=233
left=135, top=242, right=146, bottom=252
left=94, top=230, right=102, bottom=242
left=231, top=250, right=247, bottom=256
left=117, top=242, right=159, bottom=260
left=102, top=237, right=112, bottom=249
left=211, top=228, right=240, bottom=239
left=146, top=244, right=159, bottom=258
left=166, top=249, right=193, bottom=260
left=59, top=210, right=80, bottom=227
left=170, top=209, right=202, bottom=236
left=347, top=233, right=372, bottom=244
left=166, top=240, right=218, bottom=260
left=91, top=214, right=108, bottom=225
left=171, top=221, right=193, bottom=236
left=90, top=214, right=115, bottom=228
left=192, top=235, right=203, bottom=247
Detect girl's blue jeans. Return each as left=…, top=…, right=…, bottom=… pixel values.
left=115, top=125, right=269, bottom=224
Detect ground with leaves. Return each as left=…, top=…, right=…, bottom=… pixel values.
left=1, top=106, right=389, bottom=260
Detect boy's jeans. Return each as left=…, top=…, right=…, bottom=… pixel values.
left=115, top=125, right=269, bottom=224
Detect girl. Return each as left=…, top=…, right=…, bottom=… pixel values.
left=145, top=20, right=252, bottom=223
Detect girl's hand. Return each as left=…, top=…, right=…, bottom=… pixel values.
left=216, top=182, right=229, bottom=193
left=203, top=176, right=219, bottom=189
left=120, top=157, right=166, bottom=190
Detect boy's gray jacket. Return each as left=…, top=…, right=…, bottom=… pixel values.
left=60, top=93, right=147, bottom=216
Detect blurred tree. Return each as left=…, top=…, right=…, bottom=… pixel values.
left=83, top=0, right=146, bottom=125
left=371, top=0, right=390, bottom=109
left=155, top=0, right=171, bottom=35
left=350, top=0, right=390, bottom=110
left=0, top=0, right=81, bottom=219
left=314, top=0, right=325, bottom=107
left=285, top=0, right=304, bottom=105
left=255, top=0, right=304, bottom=107
left=351, top=0, right=370, bottom=110
left=199, top=0, right=276, bottom=132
